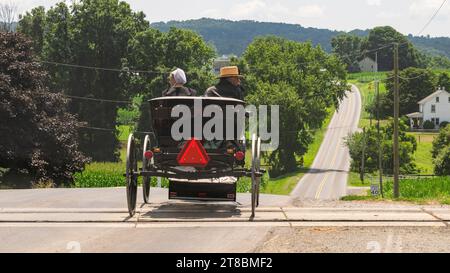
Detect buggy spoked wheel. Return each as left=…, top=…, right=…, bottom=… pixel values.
left=126, top=134, right=138, bottom=217
left=142, top=135, right=153, bottom=204
left=255, top=137, right=261, bottom=207
left=250, top=134, right=261, bottom=218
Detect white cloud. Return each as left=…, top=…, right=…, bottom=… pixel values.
left=297, top=5, right=325, bottom=19
left=228, top=0, right=325, bottom=22
left=409, top=0, right=450, bottom=19
left=367, top=0, right=382, bottom=6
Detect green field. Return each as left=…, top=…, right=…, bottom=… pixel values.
left=410, top=132, right=437, bottom=175
left=343, top=176, right=450, bottom=204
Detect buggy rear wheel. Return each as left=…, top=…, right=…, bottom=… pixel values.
left=142, top=135, right=153, bottom=204
left=126, top=134, right=138, bottom=217
left=250, top=134, right=261, bottom=218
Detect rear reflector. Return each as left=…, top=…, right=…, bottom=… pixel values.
left=176, top=139, right=210, bottom=167
left=144, top=150, right=153, bottom=160
left=234, top=151, right=245, bottom=161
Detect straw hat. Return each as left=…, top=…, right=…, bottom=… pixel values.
left=219, top=66, right=243, bottom=78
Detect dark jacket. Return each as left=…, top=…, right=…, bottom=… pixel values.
left=162, top=86, right=197, bottom=97
left=205, top=79, right=244, bottom=100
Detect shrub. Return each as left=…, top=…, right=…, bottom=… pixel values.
left=440, top=121, right=449, bottom=128
left=423, top=120, right=435, bottom=130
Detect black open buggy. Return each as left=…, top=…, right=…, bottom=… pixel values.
left=125, top=96, right=264, bottom=218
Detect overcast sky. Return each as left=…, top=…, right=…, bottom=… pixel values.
left=5, top=0, right=450, bottom=37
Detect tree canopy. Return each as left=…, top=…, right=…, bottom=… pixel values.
left=0, top=32, right=89, bottom=186
left=242, top=36, right=348, bottom=176
left=17, top=0, right=216, bottom=161
left=345, top=120, right=417, bottom=175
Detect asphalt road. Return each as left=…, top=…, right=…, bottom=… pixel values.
left=1, top=188, right=450, bottom=252
left=291, top=85, right=362, bottom=201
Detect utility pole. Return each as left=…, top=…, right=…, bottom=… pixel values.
left=393, top=43, right=400, bottom=198
left=361, top=127, right=366, bottom=183
left=376, top=80, right=384, bottom=197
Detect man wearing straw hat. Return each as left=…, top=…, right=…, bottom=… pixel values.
left=205, top=66, right=244, bottom=100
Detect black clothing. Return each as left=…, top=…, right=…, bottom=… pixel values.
left=205, top=79, right=244, bottom=100
left=162, top=86, right=197, bottom=97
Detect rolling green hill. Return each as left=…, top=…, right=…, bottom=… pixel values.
left=151, top=18, right=450, bottom=58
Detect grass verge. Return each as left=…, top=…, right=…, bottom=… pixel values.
left=343, top=176, right=450, bottom=204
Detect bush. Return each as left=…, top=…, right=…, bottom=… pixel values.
left=423, top=120, right=435, bottom=129
left=440, top=121, right=449, bottom=128
left=433, top=125, right=450, bottom=175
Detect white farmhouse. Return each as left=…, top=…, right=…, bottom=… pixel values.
left=358, top=57, right=378, bottom=73
left=406, top=87, right=450, bottom=129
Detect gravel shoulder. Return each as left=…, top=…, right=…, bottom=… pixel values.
left=257, top=226, right=450, bottom=253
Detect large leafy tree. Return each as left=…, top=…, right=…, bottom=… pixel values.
left=242, top=36, right=348, bottom=176
left=362, top=26, right=424, bottom=71
left=128, top=27, right=216, bottom=135
left=383, top=67, right=436, bottom=115
left=346, top=120, right=417, bottom=175
left=17, top=6, right=46, bottom=53
left=0, top=32, right=89, bottom=186
left=18, top=0, right=149, bottom=161
left=331, top=34, right=364, bottom=72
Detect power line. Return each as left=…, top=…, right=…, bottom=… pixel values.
left=38, top=60, right=170, bottom=75
left=417, top=0, right=448, bottom=36
left=64, top=94, right=133, bottom=105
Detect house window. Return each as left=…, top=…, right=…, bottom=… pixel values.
left=431, top=105, right=436, bottom=113
left=436, top=97, right=440, bottom=103
left=436, top=118, right=440, bottom=126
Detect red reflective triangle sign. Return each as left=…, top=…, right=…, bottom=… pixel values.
left=176, top=139, right=210, bottom=167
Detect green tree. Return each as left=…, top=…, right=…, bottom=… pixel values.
left=19, top=0, right=149, bottom=161
left=362, top=26, right=423, bottom=71
left=437, top=72, right=450, bottom=90
left=0, top=32, right=89, bottom=186
left=331, top=34, right=364, bottom=72
left=17, top=6, right=46, bottom=54
left=129, top=28, right=216, bottom=135
left=432, top=125, right=450, bottom=175
left=384, top=67, right=436, bottom=115
left=346, top=120, right=417, bottom=175
left=242, top=36, right=348, bottom=176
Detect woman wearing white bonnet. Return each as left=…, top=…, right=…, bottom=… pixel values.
left=162, top=68, right=197, bottom=97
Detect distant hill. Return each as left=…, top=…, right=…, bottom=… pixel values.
left=151, top=18, right=450, bottom=58
left=151, top=18, right=343, bottom=55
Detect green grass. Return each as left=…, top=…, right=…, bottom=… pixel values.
left=348, top=72, right=388, bottom=83
left=343, top=176, right=450, bottom=204
left=257, top=107, right=336, bottom=195
left=350, top=79, right=387, bottom=128
left=118, top=125, right=132, bottom=142
left=409, top=132, right=437, bottom=175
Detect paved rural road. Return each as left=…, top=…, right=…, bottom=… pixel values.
left=291, top=85, right=362, bottom=201
left=1, top=187, right=450, bottom=253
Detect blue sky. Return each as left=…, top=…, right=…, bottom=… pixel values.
left=6, top=0, right=450, bottom=37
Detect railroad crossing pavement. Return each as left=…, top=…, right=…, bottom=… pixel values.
left=1, top=188, right=450, bottom=252
left=0, top=187, right=449, bottom=227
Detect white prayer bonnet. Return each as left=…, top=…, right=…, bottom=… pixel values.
left=170, top=68, right=187, bottom=85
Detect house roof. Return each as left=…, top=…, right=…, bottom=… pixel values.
left=418, top=89, right=449, bottom=104
left=358, top=57, right=376, bottom=64
left=406, top=112, right=423, bottom=118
